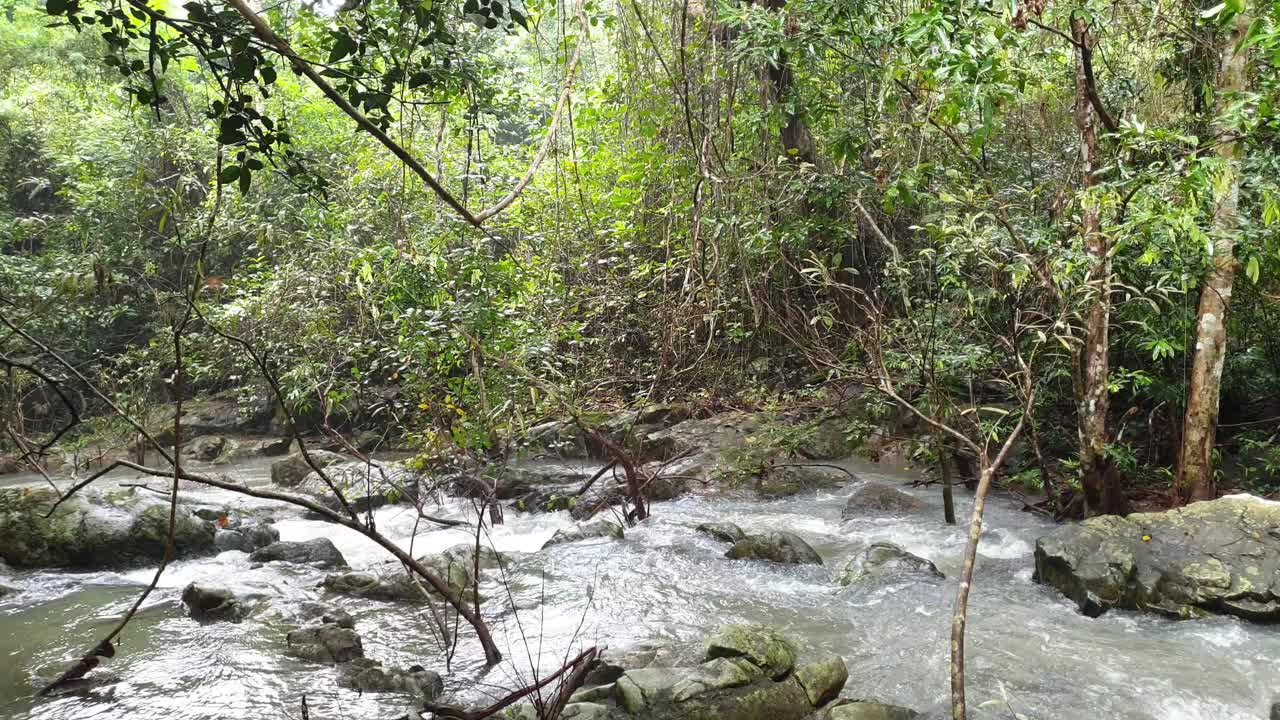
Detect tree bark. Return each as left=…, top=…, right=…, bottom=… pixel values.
left=1176, top=12, right=1250, bottom=503
left=760, top=0, right=817, bottom=165
left=1070, top=16, right=1117, bottom=516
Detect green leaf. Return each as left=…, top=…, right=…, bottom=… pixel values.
left=218, top=164, right=241, bottom=183
left=329, top=32, right=357, bottom=63
left=239, top=167, right=252, bottom=193
left=1246, top=255, right=1259, bottom=284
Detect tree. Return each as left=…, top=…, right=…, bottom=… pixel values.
left=1177, top=8, right=1251, bottom=503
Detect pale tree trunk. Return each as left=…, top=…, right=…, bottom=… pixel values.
left=1071, top=16, right=1118, bottom=516
left=1177, top=13, right=1250, bottom=503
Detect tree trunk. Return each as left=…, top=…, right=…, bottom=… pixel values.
left=761, top=0, right=817, bottom=165
left=1176, top=13, right=1249, bottom=504
left=1070, top=16, right=1117, bottom=516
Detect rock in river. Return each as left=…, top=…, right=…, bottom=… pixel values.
left=1034, top=494, right=1280, bottom=620
left=837, top=542, right=943, bottom=587
left=696, top=522, right=746, bottom=544
left=285, top=623, right=364, bottom=664
left=543, top=520, right=625, bottom=549
left=181, top=582, right=250, bottom=622
left=0, top=487, right=216, bottom=568
left=725, top=531, right=822, bottom=566
left=841, top=482, right=921, bottom=517
left=251, top=538, right=348, bottom=569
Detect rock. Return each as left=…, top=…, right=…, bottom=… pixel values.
left=696, top=522, right=747, bottom=544
left=285, top=623, right=363, bottom=663
left=294, top=460, right=423, bottom=514
left=1034, top=495, right=1280, bottom=621
left=837, top=542, right=943, bottom=587
left=1271, top=701, right=1280, bottom=720
left=725, top=532, right=822, bottom=566
left=841, top=483, right=921, bottom=517
left=183, top=435, right=234, bottom=462
left=705, top=623, right=797, bottom=680
left=321, top=607, right=355, bottom=629
left=338, top=657, right=444, bottom=700
left=213, top=522, right=280, bottom=553
left=252, top=437, right=293, bottom=457
left=270, top=450, right=346, bottom=487
left=756, top=464, right=848, bottom=498
left=324, top=543, right=502, bottom=603
left=0, top=487, right=216, bottom=568
left=822, top=700, right=919, bottom=720
left=178, top=394, right=274, bottom=436
left=0, top=579, right=19, bottom=598
left=794, top=416, right=852, bottom=460
left=250, top=538, right=347, bottom=569
left=353, top=430, right=383, bottom=453
left=181, top=582, right=248, bottom=622
left=793, top=656, right=848, bottom=707
left=543, top=520, right=625, bottom=549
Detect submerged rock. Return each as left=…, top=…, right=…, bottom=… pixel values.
left=251, top=538, right=348, bottom=569
left=285, top=623, right=364, bottom=664
left=725, top=532, right=822, bottom=566
left=324, top=543, right=502, bottom=603
left=213, top=522, right=280, bottom=553
left=841, top=483, right=922, bottom=517
left=837, top=542, right=943, bottom=587
left=337, top=657, right=444, bottom=699
left=1034, top=495, right=1280, bottom=621
left=181, top=582, right=249, bottom=622
left=0, top=487, right=216, bottom=568
left=696, top=522, right=747, bottom=544
left=543, top=520, right=625, bottom=549
left=822, top=700, right=919, bottom=720
left=270, top=450, right=346, bottom=487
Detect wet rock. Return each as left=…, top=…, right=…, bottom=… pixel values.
left=322, top=607, right=355, bottom=629
left=294, top=460, right=423, bottom=514
left=841, top=483, right=922, bottom=517
left=837, top=542, right=943, bottom=587
left=725, top=532, right=822, bottom=566
left=0, top=487, right=216, bottom=568
left=250, top=538, right=348, bottom=569
left=1034, top=494, right=1280, bottom=621
left=756, top=464, right=848, bottom=498
left=183, top=435, right=236, bottom=463
left=543, top=520, right=625, bottom=549
left=324, top=543, right=502, bottom=603
left=337, top=657, right=443, bottom=700
left=353, top=430, right=383, bottom=453
left=1271, top=700, right=1280, bottom=720
left=178, top=394, right=274, bottom=436
left=181, top=582, right=248, bottom=622
left=696, top=522, right=747, bottom=544
left=705, top=623, right=797, bottom=680
left=213, top=522, right=280, bottom=553
left=270, top=450, right=346, bottom=487
left=793, top=655, right=848, bottom=707
left=285, top=623, right=364, bottom=663
left=822, top=700, right=919, bottom=720
left=251, top=437, right=293, bottom=457
left=0, top=578, right=19, bottom=598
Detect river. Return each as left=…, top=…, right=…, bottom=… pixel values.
left=1, top=457, right=1276, bottom=719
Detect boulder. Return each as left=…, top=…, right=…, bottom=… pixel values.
left=183, top=435, right=235, bottom=463
left=837, top=542, right=943, bottom=587
left=705, top=623, right=796, bottom=680
left=725, top=532, right=822, bottom=566
left=793, top=416, right=852, bottom=460
left=822, top=701, right=919, bottom=720
left=338, top=658, right=444, bottom=700
left=696, top=522, right=747, bottom=544
left=251, top=437, right=293, bottom=457
left=294, top=460, right=423, bottom=514
left=543, top=520, right=625, bottom=549
left=756, top=464, right=848, bottom=498
left=250, top=538, right=348, bottom=569
left=1034, top=495, right=1280, bottom=620
left=841, top=483, right=921, bottom=517
left=793, top=656, right=848, bottom=707
left=285, top=623, right=364, bottom=664
left=324, top=543, right=502, bottom=603
left=270, top=450, right=346, bottom=487
left=181, top=582, right=249, bottom=622
left=213, top=522, right=280, bottom=553
left=0, top=487, right=216, bottom=568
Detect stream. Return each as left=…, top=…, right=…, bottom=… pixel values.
left=1, top=456, right=1277, bottom=720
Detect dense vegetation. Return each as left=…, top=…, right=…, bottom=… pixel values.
left=3, top=0, right=1280, bottom=510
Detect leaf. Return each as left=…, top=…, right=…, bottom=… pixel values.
left=239, top=167, right=252, bottom=193
left=1199, top=2, right=1226, bottom=18
left=218, top=164, right=241, bottom=183
left=329, top=31, right=357, bottom=63
left=1246, top=255, right=1259, bottom=284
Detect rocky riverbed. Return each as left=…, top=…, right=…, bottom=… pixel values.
left=1, top=443, right=1279, bottom=719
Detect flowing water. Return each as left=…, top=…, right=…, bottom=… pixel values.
left=1, top=457, right=1277, bottom=720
